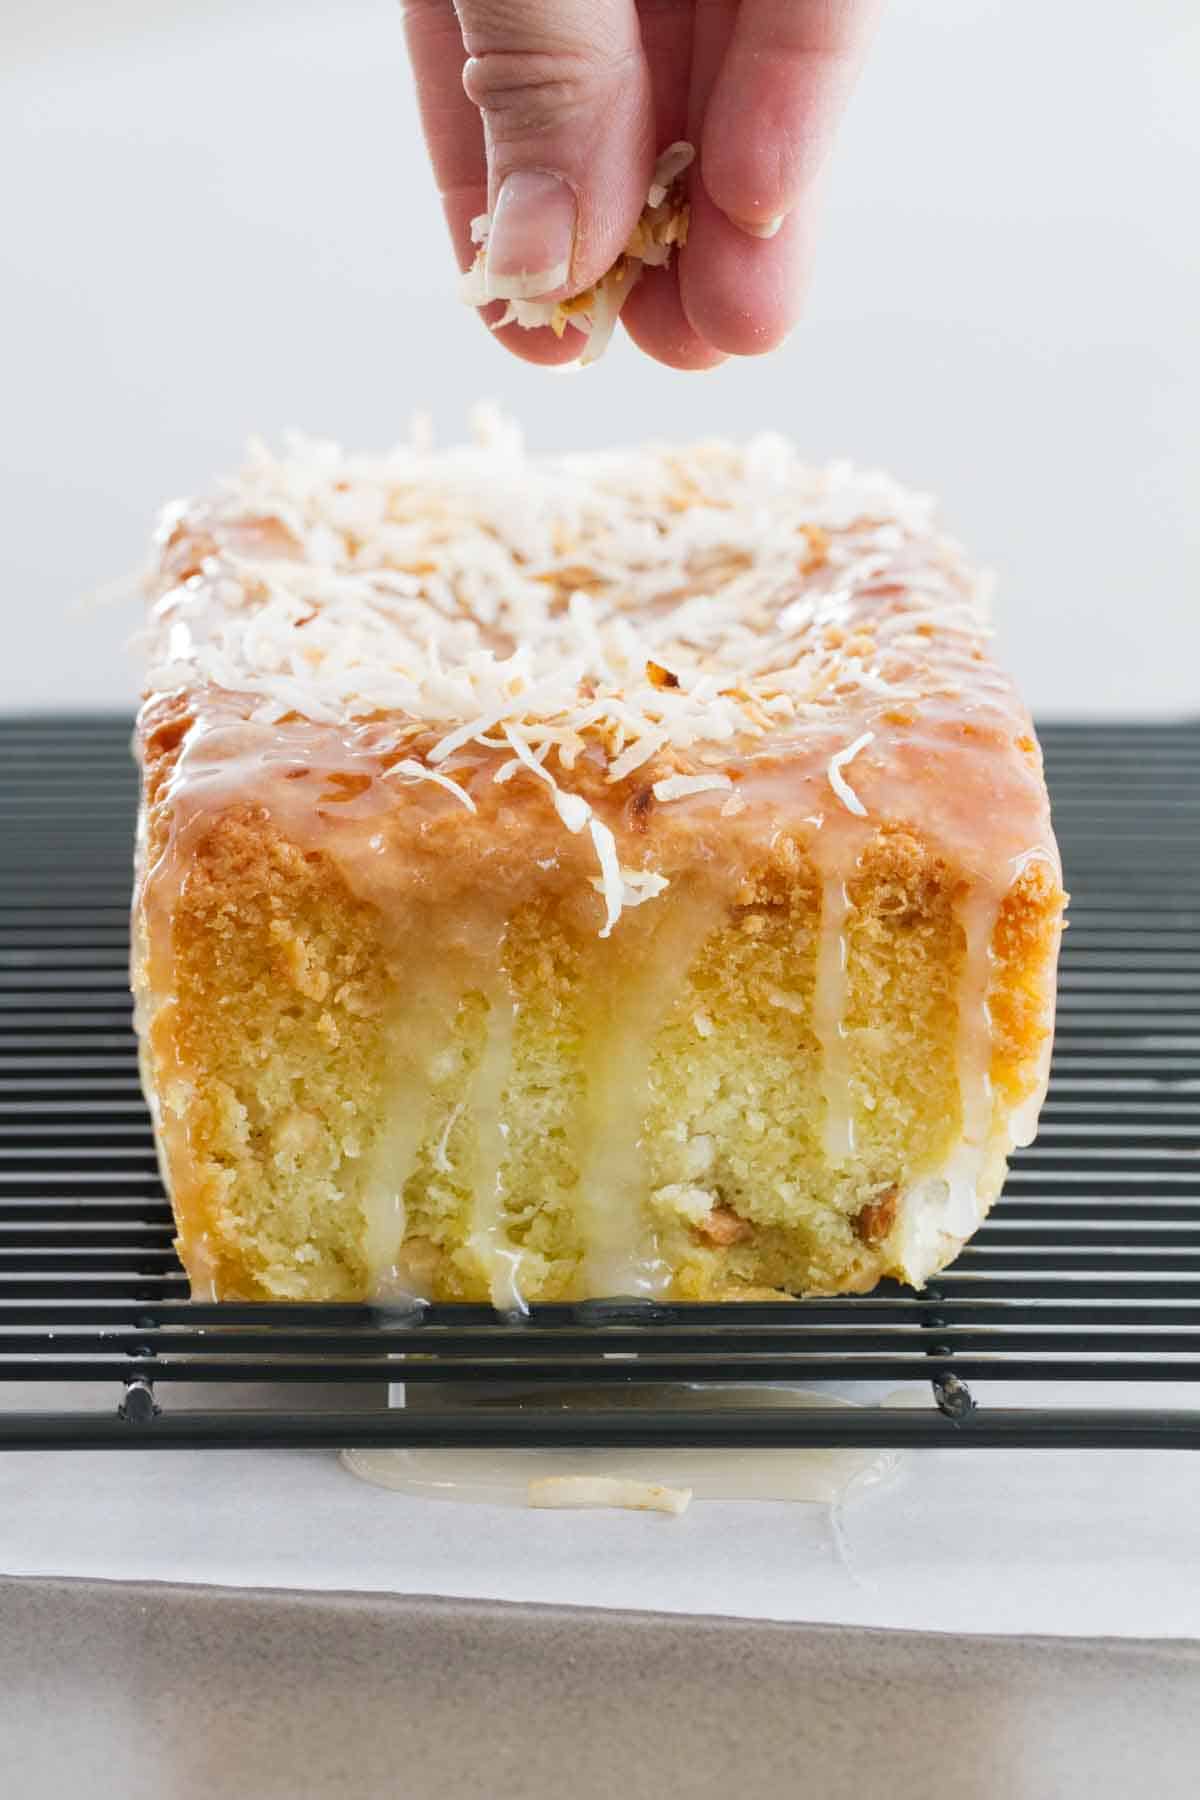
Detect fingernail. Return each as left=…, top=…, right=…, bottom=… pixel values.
left=730, top=213, right=786, bottom=240
left=485, top=170, right=577, bottom=301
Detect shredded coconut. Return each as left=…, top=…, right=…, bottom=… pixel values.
left=145, top=410, right=989, bottom=935
left=827, top=731, right=875, bottom=818
left=652, top=773, right=734, bottom=804
left=500, top=726, right=591, bottom=834
left=588, top=817, right=624, bottom=937
left=431, top=1103, right=463, bottom=1174
left=590, top=864, right=670, bottom=924
left=385, top=759, right=476, bottom=814
left=462, top=143, right=695, bottom=364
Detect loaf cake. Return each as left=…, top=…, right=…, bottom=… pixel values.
left=133, top=412, right=1064, bottom=1307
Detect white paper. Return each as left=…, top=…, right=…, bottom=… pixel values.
left=1, top=1381, right=1198, bottom=1637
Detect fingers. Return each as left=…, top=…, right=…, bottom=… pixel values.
left=405, top=0, right=873, bottom=369
left=679, top=183, right=816, bottom=357
left=402, top=0, right=488, bottom=272
left=679, top=0, right=803, bottom=356
left=702, top=0, right=883, bottom=235
left=619, top=0, right=724, bottom=369
left=635, top=0, right=696, bottom=142
left=621, top=263, right=728, bottom=370
left=454, top=0, right=654, bottom=301
left=402, top=0, right=637, bottom=364
left=677, top=0, right=873, bottom=356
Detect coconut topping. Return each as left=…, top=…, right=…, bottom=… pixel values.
left=144, top=408, right=1006, bottom=930
left=462, top=142, right=695, bottom=363
left=827, top=731, right=875, bottom=818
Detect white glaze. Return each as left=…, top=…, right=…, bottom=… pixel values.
left=463, top=975, right=523, bottom=1313
left=572, top=896, right=725, bottom=1298
left=341, top=1385, right=906, bottom=1506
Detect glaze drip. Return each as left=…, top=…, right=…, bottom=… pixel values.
left=464, top=975, right=523, bottom=1312
left=954, top=887, right=1002, bottom=1163
left=361, top=971, right=460, bottom=1299
left=572, top=903, right=724, bottom=1297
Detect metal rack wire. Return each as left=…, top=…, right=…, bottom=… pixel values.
left=1, top=716, right=1197, bottom=1449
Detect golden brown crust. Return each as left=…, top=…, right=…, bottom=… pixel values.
left=990, top=858, right=1067, bottom=1114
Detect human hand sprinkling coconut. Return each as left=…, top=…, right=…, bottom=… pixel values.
left=403, top=1, right=882, bottom=368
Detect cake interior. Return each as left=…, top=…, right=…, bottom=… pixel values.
left=141, top=741, right=1060, bottom=1305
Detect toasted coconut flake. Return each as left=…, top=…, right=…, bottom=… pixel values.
left=607, top=732, right=667, bottom=783
left=590, top=863, right=670, bottom=922
left=385, top=759, right=476, bottom=814
left=652, top=772, right=734, bottom=804
left=528, top=1476, right=692, bottom=1515
left=588, top=816, right=625, bottom=936
left=800, top=523, right=830, bottom=571
left=147, top=409, right=992, bottom=937
left=827, top=731, right=874, bottom=818
left=463, top=144, right=695, bottom=363
left=646, top=140, right=694, bottom=205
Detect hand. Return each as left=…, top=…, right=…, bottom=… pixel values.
left=403, top=1, right=882, bottom=370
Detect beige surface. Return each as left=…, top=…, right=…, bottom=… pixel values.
left=1, top=1579, right=1198, bottom=1799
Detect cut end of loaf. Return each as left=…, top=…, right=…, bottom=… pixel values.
left=132, top=423, right=1064, bottom=1307
left=134, top=722, right=1063, bottom=1305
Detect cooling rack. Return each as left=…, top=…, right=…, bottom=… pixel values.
left=1, top=716, right=1197, bottom=1449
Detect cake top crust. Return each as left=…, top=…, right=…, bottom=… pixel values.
left=141, top=412, right=1058, bottom=934
left=148, top=409, right=1004, bottom=763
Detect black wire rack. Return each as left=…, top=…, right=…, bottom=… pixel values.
left=1, top=715, right=1198, bottom=1451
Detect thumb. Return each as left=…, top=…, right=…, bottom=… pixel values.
left=455, top=0, right=654, bottom=301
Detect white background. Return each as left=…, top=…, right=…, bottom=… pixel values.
left=2, top=0, right=1197, bottom=715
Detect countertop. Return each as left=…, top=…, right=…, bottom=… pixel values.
left=5, top=1581, right=1200, bottom=1800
